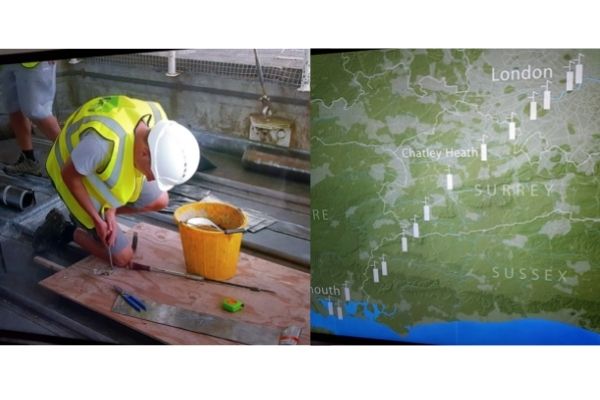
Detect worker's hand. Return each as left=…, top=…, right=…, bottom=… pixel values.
left=94, top=218, right=110, bottom=247
left=105, top=208, right=118, bottom=247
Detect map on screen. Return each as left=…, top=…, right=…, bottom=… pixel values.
left=310, top=49, right=600, bottom=344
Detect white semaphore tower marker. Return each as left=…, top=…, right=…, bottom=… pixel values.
left=529, top=91, right=538, bottom=120
left=575, top=53, right=584, bottom=85
left=401, top=228, right=408, bottom=253
left=542, top=80, right=552, bottom=110
left=336, top=301, right=343, bottom=320
left=381, top=254, right=388, bottom=276
left=344, top=282, right=351, bottom=302
left=446, top=166, right=454, bottom=190
left=565, top=61, right=575, bottom=92
left=372, top=260, right=379, bottom=283
left=413, top=215, right=420, bottom=238
left=509, top=112, right=516, bottom=140
left=480, top=134, right=488, bottom=161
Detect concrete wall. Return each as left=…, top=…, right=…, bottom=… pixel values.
left=52, top=60, right=311, bottom=151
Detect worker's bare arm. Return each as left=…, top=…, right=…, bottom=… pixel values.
left=61, top=160, right=110, bottom=245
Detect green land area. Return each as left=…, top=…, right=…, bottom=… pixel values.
left=311, top=49, right=600, bottom=336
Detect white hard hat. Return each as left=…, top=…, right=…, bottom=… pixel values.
left=148, top=120, right=200, bottom=191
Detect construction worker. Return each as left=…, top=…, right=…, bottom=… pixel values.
left=33, top=95, right=201, bottom=267
left=1, top=61, right=61, bottom=175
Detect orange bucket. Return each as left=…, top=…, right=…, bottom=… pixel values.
left=174, top=202, right=248, bottom=280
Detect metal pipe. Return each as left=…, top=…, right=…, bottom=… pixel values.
left=166, top=50, right=180, bottom=77
left=0, top=183, right=35, bottom=210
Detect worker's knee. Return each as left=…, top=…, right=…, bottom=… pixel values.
left=144, top=191, right=169, bottom=212
left=32, top=115, right=58, bottom=128
left=112, top=246, right=133, bottom=268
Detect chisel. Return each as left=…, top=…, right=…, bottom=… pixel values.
left=128, top=261, right=276, bottom=294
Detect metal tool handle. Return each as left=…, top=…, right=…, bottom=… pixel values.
left=129, top=262, right=151, bottom=271
left=132, top=232, right=138, bottom=253
left=223, top=227, right=247, bottom=234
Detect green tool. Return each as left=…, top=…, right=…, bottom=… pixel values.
left=222, top=297, right=244, bottom=313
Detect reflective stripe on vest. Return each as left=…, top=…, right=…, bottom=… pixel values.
left=50, top=116, right=127, bottom=213
left=46, top=96, right=167, bottom=228
left=62, top=115, right=128, bottom=188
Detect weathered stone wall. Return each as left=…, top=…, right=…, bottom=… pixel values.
left=59, top=61, right=310, bottom=150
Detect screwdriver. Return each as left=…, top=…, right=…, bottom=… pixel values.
left=106, top=244, right=114, bottom=270
left=102, top=210, right=114, bottom=270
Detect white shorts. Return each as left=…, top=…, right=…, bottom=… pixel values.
left=1, top=61, right=56, bottom=120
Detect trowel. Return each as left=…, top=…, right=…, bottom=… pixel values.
left=185, top=217, right=246, bottom=234
left=186, top=217, right=223, bottom=232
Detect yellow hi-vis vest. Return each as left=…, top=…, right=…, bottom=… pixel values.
left=21, top=62, right=40, bottom=68
left=46, top=95, right=167, bottom=229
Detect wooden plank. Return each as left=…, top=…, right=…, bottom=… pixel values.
left=39, top=222, right=309, bottom=344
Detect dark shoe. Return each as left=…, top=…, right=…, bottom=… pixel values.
left=4, top=154, right=42, bottom=176
left=32, top=208, right=75, bottom=253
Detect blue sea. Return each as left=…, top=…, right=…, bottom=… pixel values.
left=312, top=300, right=600, bottom=345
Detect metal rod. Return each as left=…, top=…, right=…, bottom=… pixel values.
left=253, top=49, right=267, bottom=97
left=130, top=262, right=276, bottom=294
left=253, top=49, right=272, bottom=116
